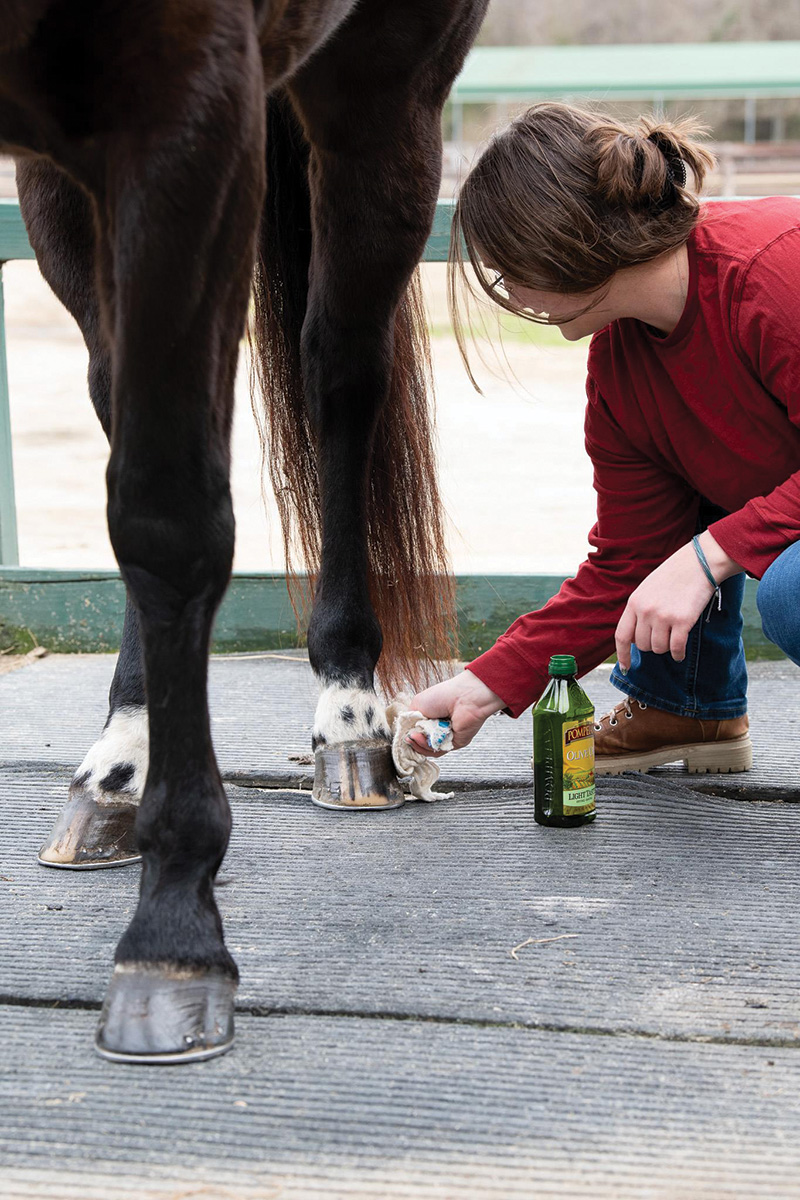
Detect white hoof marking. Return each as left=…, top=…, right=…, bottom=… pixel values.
left=312, top=683, right=390, bottom=748
left=73, top=705, right=149, bottom=802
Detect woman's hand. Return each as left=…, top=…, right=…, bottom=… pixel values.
left=405, top=669, right=507, bottom=757
left=615, top=531, right=744, bottom=670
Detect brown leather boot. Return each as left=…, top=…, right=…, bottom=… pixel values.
left=594, top=697, right=752, bottom=776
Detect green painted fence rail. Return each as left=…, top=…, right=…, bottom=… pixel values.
left=0, top=566, right=778, bottom=661
left=0, top=196, right=781, bottom=660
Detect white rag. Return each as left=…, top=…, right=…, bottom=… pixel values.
left=386, top=693, right=455, bottom=802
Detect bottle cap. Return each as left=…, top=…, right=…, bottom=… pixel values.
left=548, top=654, right=577, bottom=677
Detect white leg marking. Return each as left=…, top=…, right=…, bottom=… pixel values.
left=73, top=705, right=149, bottom=803
left=312, top=682, right=390, bottom=748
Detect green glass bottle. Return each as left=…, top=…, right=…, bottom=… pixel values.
left=533, top=654, right=596, bottom=827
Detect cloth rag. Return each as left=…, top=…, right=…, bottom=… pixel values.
left=386, top=693, right=455, bottom=802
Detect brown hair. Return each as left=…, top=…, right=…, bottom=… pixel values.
left=449, top=103, right=715, bottom=377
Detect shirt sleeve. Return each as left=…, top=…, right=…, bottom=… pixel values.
left=467, top=380, right=699, bottom=718
left=709, top=227, right=800, bottom=577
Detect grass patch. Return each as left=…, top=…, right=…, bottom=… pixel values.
left=0, top=621, right=38, bottom=655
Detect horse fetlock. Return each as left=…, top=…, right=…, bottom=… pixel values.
left=116, top=878, right=236, bottom=978
left=312, top=681, right=391, bottom=749
left=307, top=599, right=383, bottom=682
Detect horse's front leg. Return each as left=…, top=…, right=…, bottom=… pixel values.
left=16, top=158, right=147, bottom=868
left=90, top=32, right=265, bottom=1062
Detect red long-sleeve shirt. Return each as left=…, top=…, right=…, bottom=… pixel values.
left=468, top=197, right=800, bottom=718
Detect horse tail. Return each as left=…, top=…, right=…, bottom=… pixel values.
left=249, top=90, right=456, bottom=694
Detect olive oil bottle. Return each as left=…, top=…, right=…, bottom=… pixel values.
left=533, top=654, right=596, bottom=827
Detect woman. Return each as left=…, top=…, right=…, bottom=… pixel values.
left=408, top=102, right=800, bottom=774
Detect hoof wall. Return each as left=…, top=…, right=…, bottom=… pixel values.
left=95, top=965, right=236, bottom=1064
left=38, top=784, right=140, bottom=870
left=313, top=740, right=405, bottom=810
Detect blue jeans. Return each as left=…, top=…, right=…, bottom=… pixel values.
left=610, top=504, right=800, bottom=719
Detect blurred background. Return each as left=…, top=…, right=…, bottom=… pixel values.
left=3, top=1, right=800, bottom=579
left=441, top=2, right=800, bottom=195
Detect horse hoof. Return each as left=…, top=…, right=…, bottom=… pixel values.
left=38, top=783, right=141, bottom=869
left=95, top=964, right=236, bottom=1064
left=312, top=739, right=406, bottom=810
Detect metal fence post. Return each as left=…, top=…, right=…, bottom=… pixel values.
left=744, top=96, right=757, bottom=144
left=0, top=264, right=20, bottom=565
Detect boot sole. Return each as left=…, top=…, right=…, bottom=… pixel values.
left=596, top=734, right=753, bottom=777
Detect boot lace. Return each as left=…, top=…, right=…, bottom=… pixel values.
left=594, top=697, right=647, bottom=731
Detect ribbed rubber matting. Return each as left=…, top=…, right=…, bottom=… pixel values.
left=2, top=1007, right=799, bottom=1199
left=2, top=653, right=797, bottom=795
left=4, top=768, right=799, bottom=1042
left=3, top=657, right=800, bottom=1196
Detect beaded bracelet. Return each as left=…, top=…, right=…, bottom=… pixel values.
left=692, top=535, right=723, bottom=622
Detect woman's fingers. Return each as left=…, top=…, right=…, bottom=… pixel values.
left=615, top=605, right=637, bottom=672
left=649, top=624, right=671, bottom=656
left=619, top=612, right=658, bottom=661
left=405, top=724, right=475, bottom=757
left=669, top=624, right=688, bottom=662
left=615, top=544, right=733, bottom=670
left=618, top=610, right=691, bottom=666
left=617, top=607, right=689, bottom=663
left=405, top=732, right=447, bottom=759
left=406, top=671, right=505, bottom=759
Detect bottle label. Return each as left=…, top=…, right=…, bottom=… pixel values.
left=562, top=718, right=595, bottom=814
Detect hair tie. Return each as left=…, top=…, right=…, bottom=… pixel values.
left=646, top=130, right=687, bottom=191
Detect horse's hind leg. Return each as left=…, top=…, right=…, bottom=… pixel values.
left=88, top=31, right=264, bottom=1061
left=291, top=115, right=415, bottom=808
left=286, top=41, right=467, bottom=808
left=16, top=159, right=146, bottom=867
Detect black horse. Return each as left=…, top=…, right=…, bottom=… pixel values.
left=0, top=0, right=487, bottom=1061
